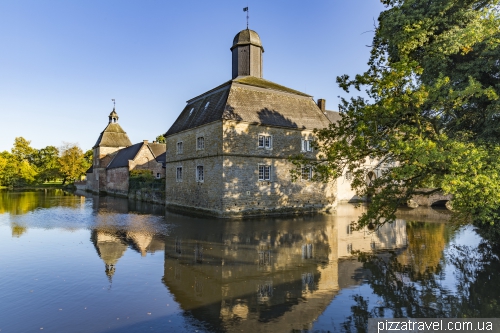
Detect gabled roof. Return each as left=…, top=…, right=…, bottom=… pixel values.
left=106, top=142, right=166, bottom=169
left=325, top=110, right=341, bottom=124
left=147, top=142, right=167, bottom=159
left=165, top=76, right=330, bottom=136
left=93, top=123, right=133, bottom=148
left=107, top=143, right=143, bottom=169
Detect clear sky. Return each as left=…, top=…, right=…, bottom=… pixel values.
left=0, top=0, right=387, bottom=153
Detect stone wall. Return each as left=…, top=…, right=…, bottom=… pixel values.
left=105, top=167, right=129, bottom=196
left=164, top=120, right=336, bottom=217
left=164, top=121, right=225, bottom=215
left=222, top=156, right=335, bottom=217
left=221, top=121, right=335, bottom=217
left=130, top=144, right=165, bottom=178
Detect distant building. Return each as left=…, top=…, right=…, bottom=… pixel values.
left=163, top=29, right=336, bottom=217
left=86, top=110, right=166, bottom=196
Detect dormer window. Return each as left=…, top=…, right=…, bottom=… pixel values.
left=203, top=102, right=210, bottom=112
left=189, top=108, right=194, bottom=116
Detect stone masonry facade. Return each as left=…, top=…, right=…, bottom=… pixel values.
left=164, top=120, right=336, bottom=218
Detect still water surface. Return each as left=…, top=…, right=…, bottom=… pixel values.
left=0, top=190, right=498, bottom=333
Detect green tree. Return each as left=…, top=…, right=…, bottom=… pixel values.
left=7, top=137, right=38, bottom=186
left=11, top=137, right=36, bottom=164
left=83, top=149, right=93, bottom=168
left=59, top=144, right=87, bottom=184
left=33, top=146, right=60, bottom=183
left=308, top=0, right=500, bottom=232
left=155, top=134, right=166, bottom=143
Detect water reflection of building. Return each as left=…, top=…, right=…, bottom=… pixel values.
left=336, top=204, right=407, bottom=258
left=88, top=193, right=166, bottom=281
left=161, top=206, right=407, bottom=332
left=90, top=227, right=165, bottom=281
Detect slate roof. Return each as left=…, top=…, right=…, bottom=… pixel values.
left=165, top=77, right=330, bottom=136
left=325, top=110, right=341, bottom=124
left=93, top=123, right=133, bottom=148
left=147, top=142, right=167, bottom=159
left=107, top=142, right=167, bottom=169
left=107, top=143, right=143, bottom=169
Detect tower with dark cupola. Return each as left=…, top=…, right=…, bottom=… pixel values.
left=231, top=29, right=264, bottom=79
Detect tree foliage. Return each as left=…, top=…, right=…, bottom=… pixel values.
left=58, top=144, right=90, bottom=184
left=310, top=0, right=500, bottom=231
left=155, top=134, right=166, bottom=143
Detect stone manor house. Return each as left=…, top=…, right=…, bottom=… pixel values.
left=162, top=28, right=339, bottom=217
left=84, top=28, right=375, bottom=216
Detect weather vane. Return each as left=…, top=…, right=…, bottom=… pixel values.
left=111, top=99, right=115, bottom=109
left=243, top=7, right=249, bottom=29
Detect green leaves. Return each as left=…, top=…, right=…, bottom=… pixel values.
left=312, top=0, right=500, bottom=235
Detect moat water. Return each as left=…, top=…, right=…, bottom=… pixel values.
left=0, top=190, right=499, bottom=333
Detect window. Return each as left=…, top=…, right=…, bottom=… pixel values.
left=345, top=171, right=352, bottom=181
left=188, top=107, right=194, bottom=116
left=258, top=165, right=271, bottom=181
left=301, top=167, right=312, bottom=181
left=176, top=141, right=183, bottom=154
left=346, top=223, right=353, bottom=235
left=301, top=139, right=313, bottom=152
left=203, top=102, right=210, bottom=111
left=156, top=173, right=161, bottom=179
left=197, top=136, right=205, bottom=150
left=196, top=165, right=204, bottom=182
left=176, top=167, right=183, bottom=182
left=258, top=135, right=272, bottom=149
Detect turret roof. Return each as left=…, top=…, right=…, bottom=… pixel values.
left=93, top=123, right=132, bottom=148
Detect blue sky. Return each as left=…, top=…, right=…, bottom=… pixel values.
left=0, top=1, right=387, bottom=152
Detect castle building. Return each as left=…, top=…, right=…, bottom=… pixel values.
left=163, top=29, right=336, bottom=217
left=86, top=109, right=166, bottom=196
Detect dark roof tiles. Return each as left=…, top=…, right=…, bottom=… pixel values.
left=165, top=77, right=330, bottom=136
left=107, top=143, right=143, bottom=169
left=106, top=142, right=166, bottom=169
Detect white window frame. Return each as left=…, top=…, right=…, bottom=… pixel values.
left=196, top=165, right=204, bottom=182
left=301, top=138, right=313, bottom=152
left=176, top=141, right=183, bottom=154
left=301, top=166, right=312, bottom=181
left=196, top=136, right=205, bottom=150
left=345, top=171, right=352, bottom=181
left=156, top=173, right=161, bottom=179
left=176, top=167, right=183, bottom=182
left=258, top=134, right=272, bottom=149
left=258, top=164, right=271, bottom=181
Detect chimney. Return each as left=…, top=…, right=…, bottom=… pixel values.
left=143, top=140, right=149, bottom=144
left=317, top=99, right=326, bottom=112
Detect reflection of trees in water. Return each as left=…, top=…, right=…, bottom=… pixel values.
left=339, top=238, right=500, bottom=333
left=0, top=189, right=80, bottom=216
left=11, top=224, right=27, bottom=237
left=397, top=222, right=454, bottom=276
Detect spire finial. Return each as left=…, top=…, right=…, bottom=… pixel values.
left=111, top=98, right=115, bottom=110
left=243, top=7, right=249, bottom=29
